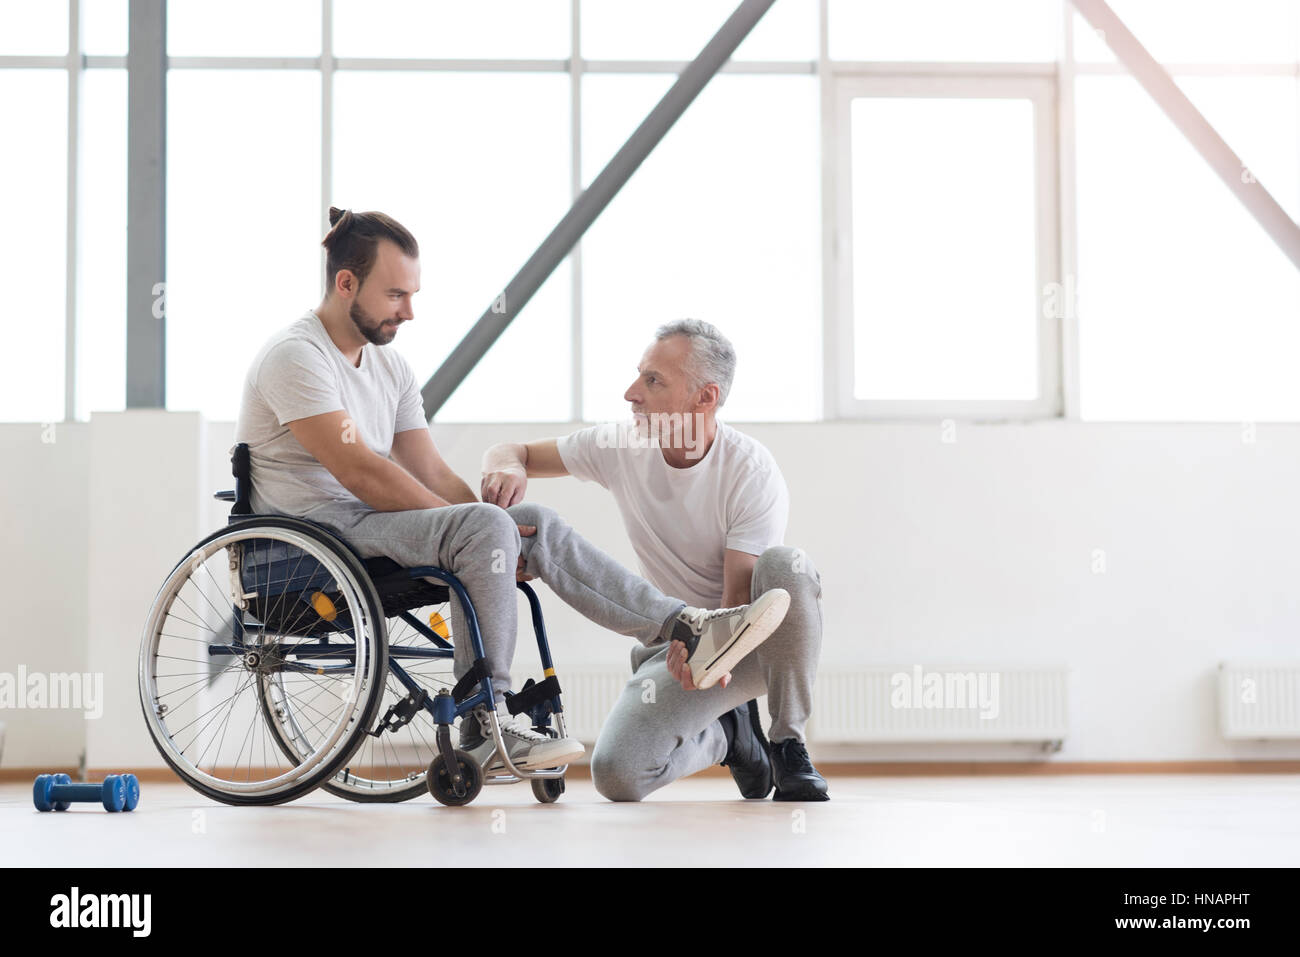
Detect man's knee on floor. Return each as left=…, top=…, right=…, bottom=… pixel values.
left=754, top=545, right=820, bottom=595
left=589, top=741, right=651, bottom=803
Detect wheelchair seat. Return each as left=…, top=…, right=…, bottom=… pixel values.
left=215, top=443, right=451, bottom=614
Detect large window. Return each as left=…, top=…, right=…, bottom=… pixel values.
left=834, top=78, right=1058, bottom=417
left=0, top=0, right=127, bottom=424
left=582, top=0, right=817, bottom=61
left=166, top=70, right=322, bottom=422
left=331, top=71, right=572, bottom=422
left=1071, top=6, right=1300, bottom=421
left=77, top=68, right=128, bottom=421
left=0, top=70, right=67, bottom=423
left=827, top=0, right=1056, bottom=62
left=333, top=0, right=569, bottom=59
left=0, top=0, right=67, bottom=55
left=167, top=0, right=321, bottom=57
left=160, top=0, right=822, bottom=424
left=582, top=74, right=821, bottom=422
left=4, top=1, right=1299, bottom=424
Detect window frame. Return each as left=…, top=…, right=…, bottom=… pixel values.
left=164, top=0, right=824, bottom=424
left=827, top=70, right=1063, bottom=420
left=7, top=2, right=1299, bottom=424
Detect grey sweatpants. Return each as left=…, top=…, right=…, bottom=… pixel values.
left=589, top=544, right=824, bottom=802
left=300, top=498, right=684, bottom=705
left=301, top=499, right=823, bottom=803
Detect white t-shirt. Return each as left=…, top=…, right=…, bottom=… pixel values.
left=556, top=420, right=789, bottom=609
left=232, top=309, right=428, bottom=516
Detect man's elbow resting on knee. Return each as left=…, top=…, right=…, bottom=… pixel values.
left=339, top=454, right=447, bottom=512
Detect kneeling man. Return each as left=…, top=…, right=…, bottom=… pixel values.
left=483, top=320, right=828, bottom=801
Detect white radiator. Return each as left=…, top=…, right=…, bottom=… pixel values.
left=808, top=665, right=1069, bottom=746
left=1219, top=661, right=1300, bottom=739
left=558, top=670, right=631, bottom=742
left=555, top=665, right=1069, bottom=747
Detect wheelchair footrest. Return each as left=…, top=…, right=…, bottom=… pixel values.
left=368, top=689, right=429, bottom=736
left=504, top=676, right=562, bottom=717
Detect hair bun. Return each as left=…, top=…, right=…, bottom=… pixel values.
left=328, top=206, right=350, bottom=228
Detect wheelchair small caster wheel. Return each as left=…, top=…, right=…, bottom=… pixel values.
left=427, top=750, right=482, bottom=807
left=531, top=776, right=565, bottom=804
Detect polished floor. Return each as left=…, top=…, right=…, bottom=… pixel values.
left=4, top=774, right=1298, bottom=867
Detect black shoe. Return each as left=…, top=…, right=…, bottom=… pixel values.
left=769, top=738, right=830, bottom=801
left=718, top=700, right=774, bottom=799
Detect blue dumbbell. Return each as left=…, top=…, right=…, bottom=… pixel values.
left=33, top=773, right=140, bottom=812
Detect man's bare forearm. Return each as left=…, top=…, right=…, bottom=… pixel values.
left=482, top=442, right=528, bottom=475
left=344, top=454, right=451, bottom=512
left=433, top=472, right=478, bottom=505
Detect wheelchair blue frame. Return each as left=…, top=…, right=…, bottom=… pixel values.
left=200, top=441, right=569, bottom=803
left=210, top=514, right=566, bottom=764
left=210, top=555, right=561, bottom=732
left=137, top=440, right=571, bottom=808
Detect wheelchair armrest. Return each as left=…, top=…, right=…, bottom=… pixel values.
left=214, top=490, right=236, bottom=502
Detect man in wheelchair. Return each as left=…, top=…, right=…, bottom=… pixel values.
left=231, top=207, right=792, bottom=778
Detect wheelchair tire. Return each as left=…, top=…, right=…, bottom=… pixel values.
left=427, top=749, right=483, bottom=807
left=531, top=776, right=565, bottom=804
left=138, top=517, right=389, bottom=806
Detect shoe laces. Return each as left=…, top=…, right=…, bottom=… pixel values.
left=776, top=739, right=814, bottom=773
left=498, top=712, right=551, bottom=743
left=681, top=603, right=747, bottom=633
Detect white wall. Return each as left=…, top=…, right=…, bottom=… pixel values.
left=87, top=412, right=208, bottom=769
left=0, top=422, right=91, bottom=768
left=3, top=413, right=1298, bottom=768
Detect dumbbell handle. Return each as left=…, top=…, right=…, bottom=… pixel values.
left=49, top=782, right=111, bottom=801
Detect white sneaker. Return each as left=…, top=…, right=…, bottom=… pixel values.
left=463, top=709, right=584, bottom=773
left=674, top=589, right=792, bottom=690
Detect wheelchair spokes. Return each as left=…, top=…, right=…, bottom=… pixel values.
left=319, top=600, right=460, bottom=802
left=139, top=519, right=386, bottom=805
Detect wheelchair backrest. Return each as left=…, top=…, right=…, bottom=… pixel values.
left=231, top=442, right=253, bottom=515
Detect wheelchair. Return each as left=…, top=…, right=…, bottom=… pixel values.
left=137, top=443, right=570, bottom=807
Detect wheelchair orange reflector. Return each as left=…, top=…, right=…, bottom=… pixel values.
left=310, top=591, right=338, bottom=622
left=428, top=611, right=449, bottom=639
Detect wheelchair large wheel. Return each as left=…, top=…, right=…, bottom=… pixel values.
left=138, top=517, right=388, bottom=806
left=279, top=596, right=464, bottom=803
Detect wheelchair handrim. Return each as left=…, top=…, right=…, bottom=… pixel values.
left=138, top=525, right=383, bottom=796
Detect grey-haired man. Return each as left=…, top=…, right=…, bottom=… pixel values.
left=482, top=320, right=828, bottom=801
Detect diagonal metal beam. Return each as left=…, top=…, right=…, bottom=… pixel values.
left=1071, top=0, right=1300, bottom=271
left=421, top=0, right=777, bottom=419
